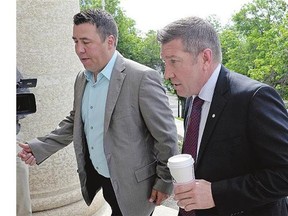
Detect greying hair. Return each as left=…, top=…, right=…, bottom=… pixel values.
left=157, top=16, right=222, bottom=63
left=73, top=9, right=118, bottom=46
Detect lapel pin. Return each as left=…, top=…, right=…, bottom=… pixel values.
left=212, top=114, right=216, bottom=118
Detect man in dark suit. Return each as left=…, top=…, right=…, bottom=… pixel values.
left=157, top=16, right=288, bottom=216
left=17, top=9, right=179, bottom=216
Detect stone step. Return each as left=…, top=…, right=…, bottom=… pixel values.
left=95, top=202, right=179, bottom=216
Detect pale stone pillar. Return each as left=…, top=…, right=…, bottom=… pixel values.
left=16, top=0, right=108, bottom=215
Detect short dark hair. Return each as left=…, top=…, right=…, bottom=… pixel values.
left=73, top=9, right=118, bottom=46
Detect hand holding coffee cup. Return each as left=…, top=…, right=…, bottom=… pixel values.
left=167, top=154, right=195, bottom=184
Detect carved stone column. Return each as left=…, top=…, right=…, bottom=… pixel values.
left=16, top=0, right=108, bottom=215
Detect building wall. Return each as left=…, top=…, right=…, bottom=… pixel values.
left=16, top=0, right=107, bottom=215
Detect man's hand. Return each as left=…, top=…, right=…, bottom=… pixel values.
left=174, top=179, right=215, bottom=211
left=17, top=142, right=37, bottom=166
left=149, top=189, right=169, bottom=205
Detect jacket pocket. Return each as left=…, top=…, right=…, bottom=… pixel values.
left=135, top=160, right=157, bottom=183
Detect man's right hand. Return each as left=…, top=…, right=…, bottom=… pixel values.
left=17, top=142, right=37, bottom=166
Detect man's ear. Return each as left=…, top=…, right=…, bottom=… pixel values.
left=202, top=48, right=213, bottom=65
left=107, top=35, right=116, bottom=47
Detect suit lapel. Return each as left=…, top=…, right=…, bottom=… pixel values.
left=74, top=72, right=87, bottom=155
left=196, top=66, right=230, bottom=168
left=74, top=72, right=88, bottom=120
left=104, top=53, right=126, bottom=134
left=184, top=97, right=192, bottom=130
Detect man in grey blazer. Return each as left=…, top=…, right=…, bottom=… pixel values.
left=18, top=9, right=179, bottom=216
left=157, top=16, right=288, bottom=216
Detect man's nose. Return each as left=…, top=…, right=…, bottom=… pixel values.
left=75, top=43, right=85, bottom=54
left=164, top=67, right=174, bottom=80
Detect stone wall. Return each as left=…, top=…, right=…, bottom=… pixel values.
left=16, top=0, right=107, bottom=215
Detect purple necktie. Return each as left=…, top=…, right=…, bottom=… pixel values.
left=179, top=96, right=204, bottom=216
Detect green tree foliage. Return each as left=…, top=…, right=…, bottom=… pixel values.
left=206, top=14, right=223, bottom=33
left=79, top=0, right=162, bottom=70
left=79, top=0, right=288, bottom=100
left=138, top=30, right=162, bottom=69
left=233, top=0, right=287, bottom=36
left=248, top=15, right=288, bottom=95
left=221, top=0, right=288, bottom=99
left=80, top=0, right=140, bottom=58
left=220, top=28, right=252, bottom=76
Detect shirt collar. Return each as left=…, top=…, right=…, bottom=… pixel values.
left=84, top=51, right=117, bottom=82
left=198, top=64, right=221, bottom=103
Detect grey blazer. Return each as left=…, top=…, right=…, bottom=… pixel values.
left=28, top=52, right=179, bottom=216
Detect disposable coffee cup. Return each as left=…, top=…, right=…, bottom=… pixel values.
left=167, top=154, right=195, bottom=184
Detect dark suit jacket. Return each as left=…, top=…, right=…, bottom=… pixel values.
left=188, top=66, right=288, bottom=216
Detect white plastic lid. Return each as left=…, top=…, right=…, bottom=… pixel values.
left=167, top=154, right=194, bottom=168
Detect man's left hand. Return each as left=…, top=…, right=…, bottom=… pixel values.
left=149, top=189, right=169, bottom=205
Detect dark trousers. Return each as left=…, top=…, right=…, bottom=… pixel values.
left=97, top=173, right=123, bottom=216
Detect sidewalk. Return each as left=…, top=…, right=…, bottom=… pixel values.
left=175, top=118, right=184, bottom=139
left=97, top=202, right=179, bottom=216
left=166, top=91, right=184, bottom=138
